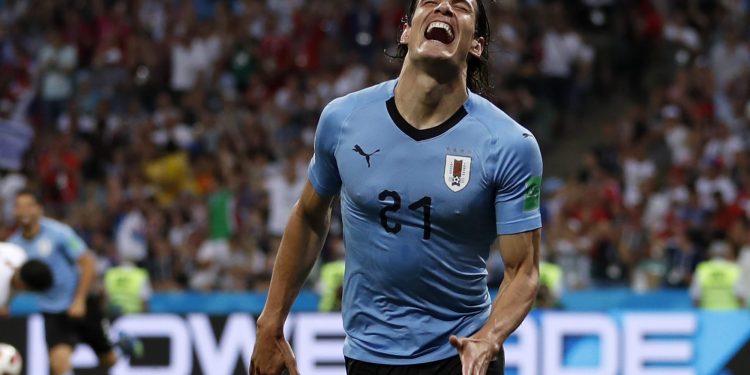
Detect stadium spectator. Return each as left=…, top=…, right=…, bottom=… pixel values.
left=690, top=241, right=744, bottom=310
left=317, top=236, right=345, bottom=312
left=37, top=28, right=78, bottom=127
left=104, top=260, right=151, bottom=315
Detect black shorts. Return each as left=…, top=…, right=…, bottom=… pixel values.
left=42, top=295, right=112, bottom=355
left=345, top=350, right=505, bottom=375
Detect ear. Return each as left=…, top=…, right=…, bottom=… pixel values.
left=469, top=36, right=485, bottom=59
left=399, top=24, right=411, bottom=45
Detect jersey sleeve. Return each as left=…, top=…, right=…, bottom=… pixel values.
left=492, top=133, right=543, bottom=235
left=60, top=227, right=87, bottom=261
left=307, top=100, right=345, bottom=196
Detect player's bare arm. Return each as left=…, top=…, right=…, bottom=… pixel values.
left=451, top=229, right=540, bottom=375
left=68, top=251, right=95, bottom=318
left=250, top=181, right=335, bottom=375
left=1, top=271, right=23, bottom=317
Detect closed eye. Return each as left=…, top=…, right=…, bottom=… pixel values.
left=453, top=1, right=472, bottom=13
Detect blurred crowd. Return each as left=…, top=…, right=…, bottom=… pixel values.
left=526, top=0, right=750, bottom=300
left=0, top=0, right=748, bottom=302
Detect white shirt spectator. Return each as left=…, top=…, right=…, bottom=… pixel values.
left=265, top=0, right=300, bottom=33
left=115, top=210, right=148, bottom=262
left=193, top=34, right=222, bottom=78
left=38, top=43, right=77, bottom=100
left=168, top=222, right=195, bottom=248
left=540, top=31, right=594, bottom=78
left=664, top=124, right=693, bottom=166
left=190, top=239, right=230, bottom=290
left=138, top=0, right=167, bottom=41
left=703, top=134, right=745, bottom=169
left=151, top=120, right=194, bottom=150
left=334, top=64, right=369, bottom=98
left=667, top=185, right=690, bottom=206
left=623, top=157, right=655, bottom=207
left=0, top=172, right=25, bottom=224
left=643, top=191, right=671, bottom=233
left=664, top=22, right=701, bottom=51
left=265, top=165, right=305, bottom=237
left=171, top=39, right=207, bottom=91
left=695, top=173, right=738, bottom=210
left=710, top=40, right=750, bottom=92
left=57, top=112, right=96, bottom=134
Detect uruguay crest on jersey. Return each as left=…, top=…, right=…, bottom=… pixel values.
left=444, top=155, right=471, bottom=192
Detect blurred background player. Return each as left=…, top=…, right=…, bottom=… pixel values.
left=0, top=242, right=53, bottom=316
left=0, top=242, right=28, bottom=316
left=8, top=189, right=119, bottom=375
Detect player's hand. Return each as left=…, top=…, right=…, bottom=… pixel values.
left=67, top=298, right=86, bottom=318
left=0, top=306, right=9, bottom=318
left=249, top=329, right=299, bottom=375
left=450, top=334, right=499, bottom=375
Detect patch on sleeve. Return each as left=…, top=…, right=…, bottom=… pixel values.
left=67, top=236, right=85, bottom=254
left=523, top=176, right=542, bottom=211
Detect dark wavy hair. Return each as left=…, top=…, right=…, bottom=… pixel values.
left=391, top=0, right=492, bottom=95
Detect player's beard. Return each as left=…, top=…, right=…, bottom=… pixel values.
left=18, top=215, right=37, bottom=231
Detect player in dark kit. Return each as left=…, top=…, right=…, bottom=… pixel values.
left=250, top=0, right=542, bottom=374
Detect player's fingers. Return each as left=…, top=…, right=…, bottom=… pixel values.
left=477, top=360, right=489, bottom=375
left=464, top=361, right=475, bottom=375
left=460, top=354, right=472, bottom=375
left=284, top=359, right=299, bottom=375
left=449, top=335, right=464, bottom=349
left=279, top=341, right=299, bottom=375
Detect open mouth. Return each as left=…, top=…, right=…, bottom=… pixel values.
left=424, top=21, right=454, bottom=44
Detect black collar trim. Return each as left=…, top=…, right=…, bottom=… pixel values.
left=386, top=97, right=468, bottom=141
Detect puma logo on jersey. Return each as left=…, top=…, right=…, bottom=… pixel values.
left=353, top=145, right=380, bottom=168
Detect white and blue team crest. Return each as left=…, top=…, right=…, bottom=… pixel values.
left=37, top=238, right=53, bottom=257
left=444, top=155, right=471, bottom=192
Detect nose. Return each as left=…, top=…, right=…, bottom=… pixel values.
left=433, top=0, right=454, bottom=16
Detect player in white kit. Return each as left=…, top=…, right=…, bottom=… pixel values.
left=0, top=241, right=53, bottom=316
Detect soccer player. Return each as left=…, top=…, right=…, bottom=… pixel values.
left=8, top=189, right=119, bottom=375
left=0, top=242, right=54, bottom=316
left=250, top=0, right=542, bottom=374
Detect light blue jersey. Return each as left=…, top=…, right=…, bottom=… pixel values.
left=308, top=80, right=543, bottom=364
left=9, top=218, right=87, bottom=313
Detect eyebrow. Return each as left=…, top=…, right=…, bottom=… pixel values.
left=420, top=0, right=474, bottom=7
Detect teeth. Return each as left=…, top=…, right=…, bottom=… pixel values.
left=427, top=21, right=453, bottom=39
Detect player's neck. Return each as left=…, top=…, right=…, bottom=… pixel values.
left=394, top=65, right=468, bottom=131
left=22, top=222, right=41, bottom=240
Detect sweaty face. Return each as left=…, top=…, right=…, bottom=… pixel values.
left=402, top=0, right=483, bottom=67
left=15, top=195, right=41, bottom=228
